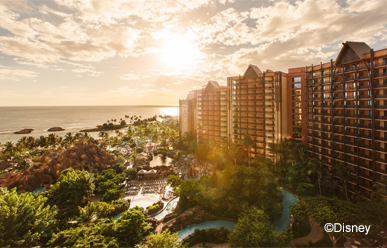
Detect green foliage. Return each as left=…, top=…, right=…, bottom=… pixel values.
left=77, top=202, right=115, bottom=224
left=100, top=188, right=125, bottom=202
left=48, top=222, right=119, bottom=247
left=148, top=204, right=159, bottom=211
left=140, top=229, right=181, bottom=248
left=136, top=147, right=144, bottom=153
left=183, top=228, right=231, bottom=246
left=111, top=163, right=125, bottom=174
left=358, top=201, right=387, bottom=227
left=114, top=207, right=151, bottom=247
left=45, top=169, right=94, bottom=211
left=228, top=207, right=292, bottom=247
left=296, top=182, right=316, bottom=196
left=176, top=163, right=283, bottom=221
left=0, top=188, right=57, bottom=247
left=94, top=168, right=126, bottom=202
left=290, top=196, right=371, bottom=247
left=167, top=175, right=183, bottom=188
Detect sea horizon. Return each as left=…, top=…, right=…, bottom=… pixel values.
left=0, top=105, right=178, bottom=144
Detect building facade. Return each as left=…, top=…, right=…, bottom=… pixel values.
left=196, top=81, right=228, bottom=143
left=306, top=41, right=387, bottom=199
left=227, top=65, right=289, bottom=159
left=287, top=67, right=307, bottom=144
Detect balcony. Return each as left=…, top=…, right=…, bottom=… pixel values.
left=374, top=83, right=387, bottom=88
left=359, top=152, right=373, bottom=159
left=374, top=73, right=387, bottom=78
left=375, top=94, right=387, bottom=98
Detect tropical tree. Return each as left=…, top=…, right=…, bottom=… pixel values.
left=0, top=188, right=57, bottom=247
left=77, top=202, right=115, bottom=225
left=228, top=206, right=291, bottom=247
left=308, top=158, right=327, bottom=195
left=240, top=134, right=253, bottom=165
left=48, top=222, right=119, bottom=247
left=139, top=229, right=181, bottom=248
left=114, top=207, right=151, bottom=247
left=290, top=196, right=370, bottom=247
left=4, top=141, right=14, bottom=155
left=335, top=164, right=354, bottom=201
left=44, top=169, right=95, bottom=211
left=371, top=177, right=387, bottom=202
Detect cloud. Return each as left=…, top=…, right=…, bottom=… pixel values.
left=72, top=68, right=102, bottom=76
left=120, top=74, right=140, bottom=80
left=0, top=68, right=38, bottom=81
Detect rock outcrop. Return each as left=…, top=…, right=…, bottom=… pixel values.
left=48, top=127, right=65, bottom=131
left=0, top=139, right=116, bottom=193
left=14, top=129, right=34, bottom=134
left=162, top=206, right=237, bottom=232
left=146, top=201, right=164, bottom=216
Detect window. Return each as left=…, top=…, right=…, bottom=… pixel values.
left=292, top=83, right=301, bottom=88
left=293, top=102, right=301, bottom=107
left=293, top=115, right=302, bottom=120
left=292, top=90, right=301, bottom=95
left=293, top=133, right=302, bottom=139
left=292, top=77, right=301, bottom=83
left=292, top=96, right=301, bottom=101
left=293, top=121, right=302, bottom=126
left=293, top=109, right=302, bottom=113
left=293, top=127, right=302, bottom=133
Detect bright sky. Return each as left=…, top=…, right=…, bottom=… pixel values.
left=1, top=0, right=387, bottom=106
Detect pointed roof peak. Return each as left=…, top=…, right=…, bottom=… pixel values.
left=243, top=64, right=262, bottom=79
left=335, top=41, right=371, bottom=65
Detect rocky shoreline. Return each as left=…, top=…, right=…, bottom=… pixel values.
left=80, top=125, right=126, bottom=132
left=48, top=127, right=65, bottom=132
left=14, top=129, right=34, bottom=134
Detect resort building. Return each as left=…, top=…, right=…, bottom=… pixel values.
left=306, top=41, right=387, bottom=199
left=286, top=67, right=308, bottom=144
left=227, top=65, right=289, bottom=159
left=196, top=81, right=228, bottom=143
left=179, top=90, right=200, bottom=138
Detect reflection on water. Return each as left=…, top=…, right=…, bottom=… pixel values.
left=178, top=220, right=236, bottom=240
left=149, top=154, right=173, bottom=167
left=161, top=107, right=178, bottom=117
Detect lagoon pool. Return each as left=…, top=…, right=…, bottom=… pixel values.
left=31, top=186, right=46, bottom=194
left=177, top=189, right=298, bottom=240
left=272, top=189, right=298, bottom=232
left=178, top=220, right=236, bottom=240
left=152, top=197, right=179, bottom=220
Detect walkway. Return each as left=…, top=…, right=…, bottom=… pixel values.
left=290, top=216, right=324, bottom=246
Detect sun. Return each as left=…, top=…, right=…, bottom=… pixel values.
left=161, top=37, right=200, bottom=69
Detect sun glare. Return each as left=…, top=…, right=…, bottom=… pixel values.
left=161, top=37, right=200, bottom=69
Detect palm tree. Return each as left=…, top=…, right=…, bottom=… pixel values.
left=48, top=134, right=57, bottom=149
left=240, top=134, right=253, bottom=166
left=308, top=158, right=327, bottom=195
left=26, top=136, right=36, bottom=150
left=77, top=202, right=112, bottom=225
left=4, top=142, right=14, bottom=155
left=38, top=135, right=47, bottom=148
left=335, top=164, right=354, bottom=201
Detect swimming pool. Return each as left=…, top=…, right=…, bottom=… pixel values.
left=31, top=186, right=46, bottom=194
left=177, top=189, right=298, bottom=239
left=178, top=220, right=236, bottom=240
left=272, top=189, right=298, bottom=232
left=152, top=197, right=179, bottom=220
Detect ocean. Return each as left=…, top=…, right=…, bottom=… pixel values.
left=0, top=106, right=178, bottom=144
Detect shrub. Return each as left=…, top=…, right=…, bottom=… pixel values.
left=182, top=228, right=231, bottom=246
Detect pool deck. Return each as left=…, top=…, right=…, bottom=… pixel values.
left=290, top=216, right=324, bottom=246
